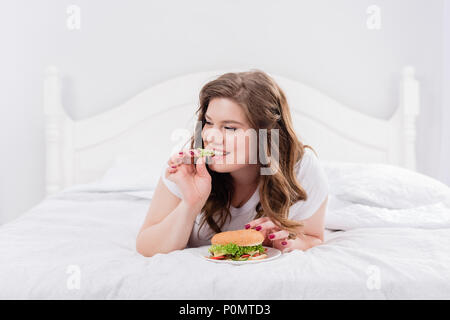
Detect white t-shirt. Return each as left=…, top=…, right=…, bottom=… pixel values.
left=161, top=148, right=329, bottom=248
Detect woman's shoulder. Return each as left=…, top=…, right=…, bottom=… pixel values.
left=294, top=147, right=329, bottom=197
left=294, top=147, right=320, bottom=174
left=288, top=147, right=329, bottom=221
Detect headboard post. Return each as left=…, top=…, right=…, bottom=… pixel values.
left=400, top=66, right=420, bottom=171
left=43, top=66, right=73, bottom=195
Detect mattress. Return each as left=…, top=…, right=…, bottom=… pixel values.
left=0, top=185, right=449, bottom=299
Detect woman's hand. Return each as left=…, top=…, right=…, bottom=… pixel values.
left=244, top=217, right=296, bottom=253
left=166, top=149, right=212, bottom=208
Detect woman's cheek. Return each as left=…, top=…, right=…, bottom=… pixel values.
left=234, top=134, right=246, bottom=164
left=203, top=127, right=224, bottom=145
left=240, top=133, right=256, bottom=164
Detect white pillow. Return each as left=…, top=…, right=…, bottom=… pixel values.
left=324, top=194, right=450, bottom=230
left=98, top=154, right=162, bottom=191
left=322, top=161, right=450, bottom=209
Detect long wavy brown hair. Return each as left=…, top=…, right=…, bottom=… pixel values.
left=185, top=70, right=317, bottom=241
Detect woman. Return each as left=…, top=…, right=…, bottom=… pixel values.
left=136, top=70, right=329, bottom=257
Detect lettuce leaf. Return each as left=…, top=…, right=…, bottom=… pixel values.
left=208, top=243, right=265, bottom=257
left=197, top=148, right=215, bottom=157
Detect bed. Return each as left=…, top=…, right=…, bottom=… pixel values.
left=1, top=66, right=449, bottom=299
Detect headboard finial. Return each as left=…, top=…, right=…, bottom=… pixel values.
left=43, top=65, right=70, bottom=196
left=401, top=65, right=420, bottom=117
left=403, top=65, right=415, bottom=78
left=44, top=65, right=63, bottom=116
left=45, top=65, right=60, bottom=77
left=400, top=65, right=420, bottom=171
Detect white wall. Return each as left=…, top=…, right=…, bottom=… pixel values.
left=440, top=0, right=450, bottom=188
left=0, top=0, right=447, bottom=224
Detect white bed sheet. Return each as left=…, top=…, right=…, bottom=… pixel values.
left=0, top=188, right=449, bottom=299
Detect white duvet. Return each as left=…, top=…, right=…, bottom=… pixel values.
left=0, top=162, right=449, bottom=299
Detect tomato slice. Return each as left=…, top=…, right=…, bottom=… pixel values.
left=210, top=255, right=226, bottom=260
left=241, top=254, right=250, bottom=258
left=253, top=253, right=260, bottom=257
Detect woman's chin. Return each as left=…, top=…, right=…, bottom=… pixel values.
left=207, top=159, right=248, bottom=173
left=207, top=163, right=232, bottom=173
left=207, top=157, right=236, bottom=172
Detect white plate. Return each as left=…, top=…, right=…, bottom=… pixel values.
left=197, top=245, right=282, bottom=265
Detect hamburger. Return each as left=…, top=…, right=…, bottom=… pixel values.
left=207, top=229, right=268, bottom=261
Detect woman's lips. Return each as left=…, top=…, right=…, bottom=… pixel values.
left=209, top=149, right=230, bottom=156
left=211, top=151, right=231, bottom=162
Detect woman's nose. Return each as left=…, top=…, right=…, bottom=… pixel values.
left=203, top=127, right=224, bottom=144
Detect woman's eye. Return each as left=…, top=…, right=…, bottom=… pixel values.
left=205, top=121, right=212, bottom=125
left=225, top=126, right=236, bottom=131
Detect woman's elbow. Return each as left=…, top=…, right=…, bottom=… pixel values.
left=311, top=237, right=323, bottom=248
left=304, top=235, right=323, bottom=250
left=136, top=233, right=155, bottom=257
left=136, top=245, right=152, bottom=257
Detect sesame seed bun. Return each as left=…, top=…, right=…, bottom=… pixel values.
left=211, top=229, right=264, bottom=247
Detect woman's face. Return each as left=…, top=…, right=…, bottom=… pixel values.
left=202, top=97, right=258, bottom=173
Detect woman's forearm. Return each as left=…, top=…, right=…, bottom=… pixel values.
left=136, top=201, right=202, bottom=257
left=290, top=233, right=323, bottom=251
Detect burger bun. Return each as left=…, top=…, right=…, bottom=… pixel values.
left=211, top=229, right=264, bottom=247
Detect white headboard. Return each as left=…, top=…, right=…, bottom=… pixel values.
left=43, top=67, right=420, bottom=196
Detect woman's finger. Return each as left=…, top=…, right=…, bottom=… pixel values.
left=167, top=166, right=176, bottom=173
left=252, top=219, right=277, bottom=233
left=167, top=149, right=196, bottom=167
left=273, top=238, right=293, bottom=253
left=166, top=153, right=189, bottom=174
left=177, top=150, right=193, bottom=165
left=195, top=156, right=211, bottom=178
left=167, top=154, right=179, bottom=167
left=244, top=217, right=269, bottom=230
left=182, top=148, right=201, bottom=162
left=267, top=229, right=290, bottom=241
left=165, top=166, right=177, bottom=181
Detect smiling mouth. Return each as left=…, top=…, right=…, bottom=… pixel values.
left=208, top=149, right=230, bottom=156
left=216, top=151, right=230, bottom=156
